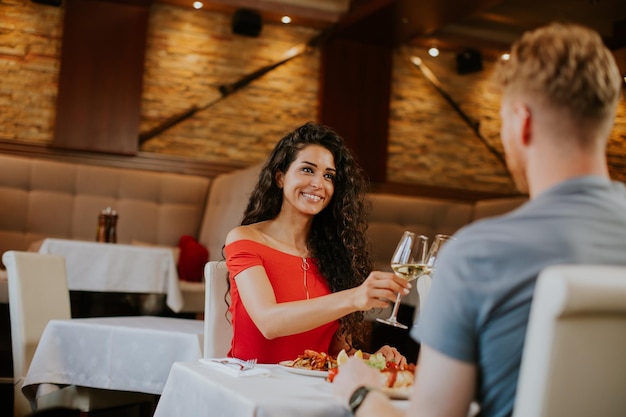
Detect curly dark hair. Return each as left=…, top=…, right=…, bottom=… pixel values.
left=241, top=121, right=373, bottom=351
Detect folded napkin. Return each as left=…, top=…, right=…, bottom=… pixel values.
left=199, top=358, right=271, bottom=377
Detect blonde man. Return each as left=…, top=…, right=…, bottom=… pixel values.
left=333, top=22, right=625, bottom=417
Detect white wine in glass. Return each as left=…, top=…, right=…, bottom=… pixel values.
left=391, top=264, right=431, bottom=280
left=376, top=231, right=429, bottom=329
left=416, top=233, right=455, bottom=317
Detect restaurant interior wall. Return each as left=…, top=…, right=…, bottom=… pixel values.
left=0, top=0, right=625, bottom=195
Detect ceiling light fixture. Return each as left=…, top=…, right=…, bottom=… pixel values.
left=428, top=47, right=439, bottom=57
left=501, top=53, right=510, bottom=61
left=281, top=16, right=292, bottom=24
left=192, top=1, right=203, bottom=9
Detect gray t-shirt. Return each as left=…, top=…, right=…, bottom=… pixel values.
left=411, top=176, right=626, bottom=417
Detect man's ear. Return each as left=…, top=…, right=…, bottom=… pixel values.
left=514, top=102, right=532, bottom=145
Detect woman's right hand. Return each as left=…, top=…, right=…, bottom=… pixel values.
left=352, top=271, right=411, bottom=311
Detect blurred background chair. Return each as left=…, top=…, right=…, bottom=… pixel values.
left=203, top=261, right=232, bottom=358
left=513, top=264, right=626, bottom=417
left=3, top=251, right=155, bottom=417
left=4, top=251, right=70, bottom=416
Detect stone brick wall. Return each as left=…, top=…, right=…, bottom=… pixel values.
left=389, top=47, right=515, bottom=193
left=390, top=46, right=626, bottom=193
left=1, top=1, right=624, bottom=195
left=139, top=4, right=321, bottom=163
left=0, top=0, right=62, bottom=143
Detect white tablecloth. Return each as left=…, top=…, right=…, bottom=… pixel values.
left=22, top=316, right=204, bottom=400
left=38, top=238, right=184, bottom=312
left=155, top=362, right=480, bottom=417
left=154, top=361, right=360, bottom=417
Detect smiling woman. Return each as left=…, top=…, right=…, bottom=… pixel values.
left=221, top=121, right=410, bottom=365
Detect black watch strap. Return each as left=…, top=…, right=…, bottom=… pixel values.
left=349, top=385, right=373, bottom=415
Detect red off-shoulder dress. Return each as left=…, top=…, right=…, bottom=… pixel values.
left=224, top=239, right=339, bottom=364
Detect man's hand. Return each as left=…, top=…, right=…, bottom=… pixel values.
left=332, top=357, right=405, bottom=417
left=332, top=357, right=382, bottom=404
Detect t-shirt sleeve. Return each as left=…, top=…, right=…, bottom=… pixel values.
left=410, top=237, right=482, bottom=364
left=224, top=240, right=264, bottom=278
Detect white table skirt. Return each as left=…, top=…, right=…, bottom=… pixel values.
left=22, top=316, right=204, bottom=400
left=38, top=238, right=184, bottom=312
left=154, top=361, right=357, bottom=417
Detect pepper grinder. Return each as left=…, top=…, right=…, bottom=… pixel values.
left=107, top=210, right=118, bottom=243
left=96, top=211, right=108, bottom=243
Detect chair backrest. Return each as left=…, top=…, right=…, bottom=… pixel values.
left=3, top=251, right=71, bottom=379
left=203, top=260, right=232, bottom=358
left=512, top=264, right=626, bottom=417
left=2, top=250, right=71, bottom=416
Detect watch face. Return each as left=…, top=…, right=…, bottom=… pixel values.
left=349, top=386, right=371, bottom=414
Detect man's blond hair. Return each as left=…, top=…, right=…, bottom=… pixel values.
left=494, top=23, right=622, bottom=123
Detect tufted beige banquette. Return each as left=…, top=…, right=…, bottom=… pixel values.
left=0, top=153, right=526, bottom=307
left=0, top=154, right=211, bottom=255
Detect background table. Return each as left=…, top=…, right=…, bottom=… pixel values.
left=38, top=238, right=184, bottom=312
left=22, top=316, right=204, bottom=401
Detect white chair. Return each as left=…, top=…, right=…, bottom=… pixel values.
left=512, top=264, right=626, bottom=417
left=4, top=251, right=71, bottom=416
left=203, top=261, right=232, bottom=358
left=2, top=250, right=154, bottom=417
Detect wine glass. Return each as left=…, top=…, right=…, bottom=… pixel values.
left=376, top=231, right=429, bottom=329
left=416, top=234, right=454, bottom=313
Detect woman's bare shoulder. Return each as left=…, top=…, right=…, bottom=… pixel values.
left=225, top=224, right=263, bottom=245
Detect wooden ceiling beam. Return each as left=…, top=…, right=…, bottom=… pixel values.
left=167, top=0, right=350, bottom=23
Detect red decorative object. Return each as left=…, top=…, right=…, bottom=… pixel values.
left=177, top=235, right=209, bottom=282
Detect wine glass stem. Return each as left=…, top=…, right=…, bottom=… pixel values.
left=389, top=293, right=402, bottom=321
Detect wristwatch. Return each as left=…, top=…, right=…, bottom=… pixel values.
left=349, top=385, right=373, bottom=415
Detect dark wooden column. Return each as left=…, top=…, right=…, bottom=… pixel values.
left=52, top=0, right=150, bottom=155
left=318, top=4, right=394, bottom=183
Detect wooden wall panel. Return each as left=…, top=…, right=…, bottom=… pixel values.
left=319, top=38, right=392, bottom=182
left=53, top=0, right=150, bottom=155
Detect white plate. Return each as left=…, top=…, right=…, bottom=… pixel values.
left=278, top=360, right=329, bottom=377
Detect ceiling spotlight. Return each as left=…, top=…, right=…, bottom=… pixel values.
left=428, top=47, right=439, bottom=57
left=281, top=15, right=292, bottom=24
left=501, top=53, right=510, bottom=61
left=192, top=1, right=203, bottom=9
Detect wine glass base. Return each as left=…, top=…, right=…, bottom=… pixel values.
left=375, top=317, right=408, bottom=330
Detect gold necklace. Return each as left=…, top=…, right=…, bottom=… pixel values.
left=301, top=257, right=310, bottom=300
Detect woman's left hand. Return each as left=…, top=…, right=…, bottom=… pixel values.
left=373, top=345, right=408, bottom=366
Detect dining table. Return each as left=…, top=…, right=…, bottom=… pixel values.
left=153, top=360, right=421, bottom=417
left=154, top=360, right=481, bottom=417
left=153, top=361, right=355, bottom=417
left=37, top=238, right=184, bottom=312
left=21, top=316, right=204, bottom=402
